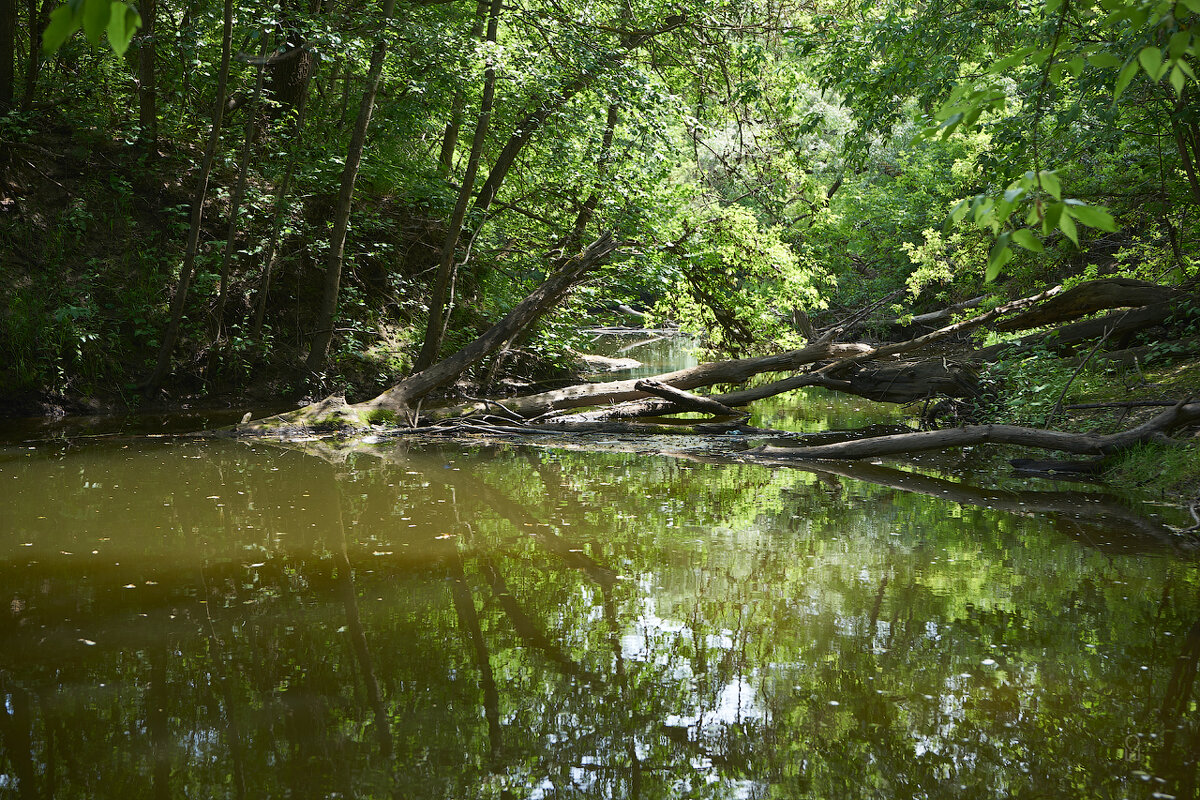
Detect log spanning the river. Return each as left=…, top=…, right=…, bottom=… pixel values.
left=233, top=277, right=1187, bottom=435
left=748, top=399, right=1200, bottom=460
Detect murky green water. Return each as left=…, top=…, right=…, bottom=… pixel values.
left=2, top=425, right=1199, bottom=799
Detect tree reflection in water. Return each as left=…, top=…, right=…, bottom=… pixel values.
left=1, top=436, right=1198, bottom=798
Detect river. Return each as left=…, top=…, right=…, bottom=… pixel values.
left=1, top=338, right=1198, bottom=798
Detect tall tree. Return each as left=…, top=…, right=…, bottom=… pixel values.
left=304, top=0, right=398, bottom=377
left=0, top=0, right=14, bottom=113
left=143, top=0, right=234, bottom=394
left=137, top=0, right=157, bottom=145
left=413, top=0, right=502, bottom=372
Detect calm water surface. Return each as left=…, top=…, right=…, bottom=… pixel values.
left=2, top=379, right=1200, bottom=798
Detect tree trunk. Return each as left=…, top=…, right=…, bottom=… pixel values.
left=250, top=92, right=309, bottom=340
left=368, top=233, right=620, bottom=413
left=425, top=339, right=871, bottom=422
left=236, top=233, right=621, bottom=433
left=469, top=18, right=685, bottom=216
left=993, top=278, right=1176, bottom=332
left=137, top=0, right=157, bottom=146
left=304, top=0, right=397, bottom=376
left=19, top=0, right=50, bottom=110
left=206, top=53, right=267, bottom=379
left=418, top=20, right=683, bottom=368
left=414, top=0, right=502, bottom=371
left=0, top=0, right=14, bottom=113
left=436, top=0, right=486, bottom=177
left=143, top=0, right=234, bottom=395
left=749, top=400, right=1200, bottom=460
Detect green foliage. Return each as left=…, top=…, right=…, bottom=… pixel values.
left=654, top=205, right=826, bottom=355
left=1108, top=440, right=1200, bottom=496
left=43, top=0, right=141, bottom=56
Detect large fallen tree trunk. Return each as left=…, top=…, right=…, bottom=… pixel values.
left=749, top=399, right=1200, bottom=460
left=422, top=340, right=873, bottom=422
left=994, top=278, right=1177, bottom=332
left=543, top=282, right=1185, bottom=422
left=971, top=302, right=1176, bottom=362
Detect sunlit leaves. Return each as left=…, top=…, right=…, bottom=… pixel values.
left=944, top=171, right=1117, bottom=282
left=43, top=0, right=141, bottom=56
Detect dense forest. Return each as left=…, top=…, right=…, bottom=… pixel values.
left=0, top=0, right=1198, bottom=484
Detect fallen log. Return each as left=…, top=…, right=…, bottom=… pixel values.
left=843, top=294, right=988, bottom=337
left=544, top=379, right=746, bottom=423
left=994, top=278, right=1176, bottom=332
left=423, top=340, right=872, bottom=422
left=532, top=288, right=1066, bottom=423
left=971, top=302, right=1176, bottom=362
left=631, top=379, right=745, bottom=418
left=800, top=358, right=982, bottom=403
left=748, top=399, right=1200, bottom=460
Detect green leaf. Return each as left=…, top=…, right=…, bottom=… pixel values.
left=986, top=234, right=1014, bottom=282
left=1043, top=201, right=1064, bottom=235
left=82, top=0, right=110, bottom=45
left=1114, top=59, right=1139, bottom=99
left=106, top=2, right=140, bottom=56
left=42, top=4, right=82, bottom=54
left=1169, top=30, right=1192, bottom=60
left=1046, top=0, right=1063, bottom=14
left=1011, top=228, right=1045, bottom=252
left=949, top=199, right=969, bottom=224
left=1065, top=202, right=1117, bottom=231
left=1171, top=64, right=1187, bottom=96
left=1182, top=0, right=1200, bottom=12
left=1058, top=209, right=1079, bottom=246
left=1003, top=185, right=1026, bottom=203
left=1029, top=46, right=1055, bottom=66
left=1038, top=170, right=1062, bottom=200
left=989, top=48, right=1032, bottom=73
left=1139, top=46, right=1165, bottom=81
left=1088, top=52, right=1122, bottom=68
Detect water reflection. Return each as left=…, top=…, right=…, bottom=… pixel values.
left=2, top=436, right=1199, bottom=798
